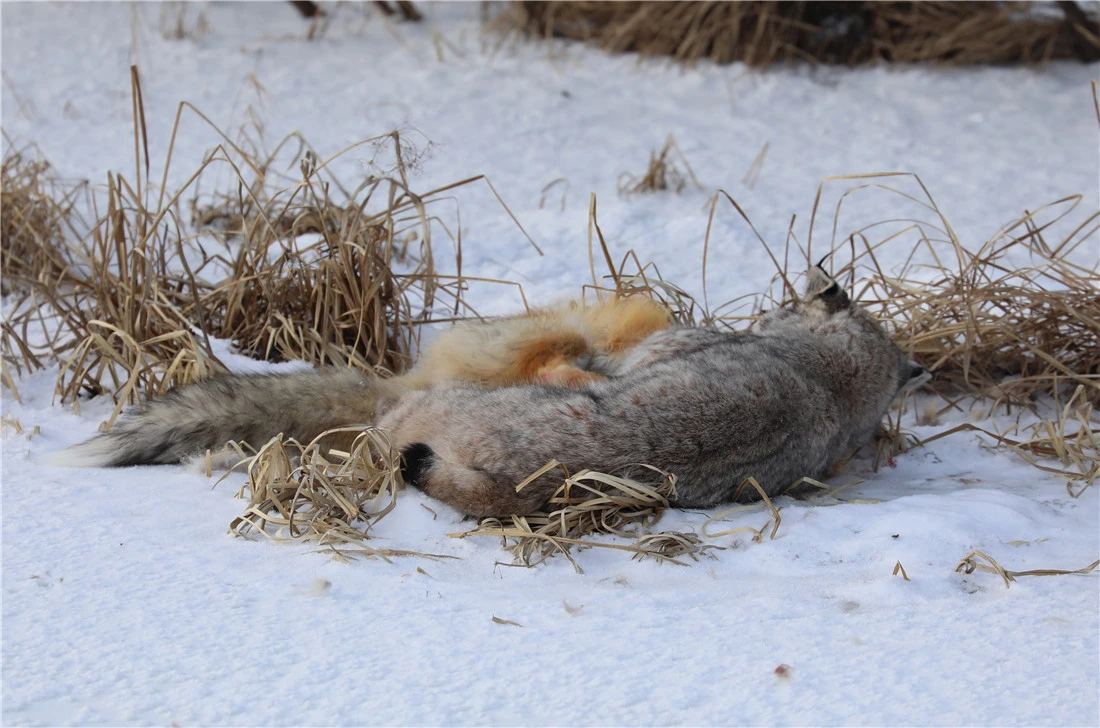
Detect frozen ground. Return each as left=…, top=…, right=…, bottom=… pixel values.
left=2, top=3, right=1098, bottom=726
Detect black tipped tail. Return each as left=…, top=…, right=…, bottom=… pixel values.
left=400, top=443, right=434, bottom=486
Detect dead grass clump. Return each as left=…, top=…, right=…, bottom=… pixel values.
left=1, top=139, right=226, bottom=410
left=456, top=462, right=721, bottom=572
left=1, top=68, right=535, bottom=412
left=1011, top=387, right=1099, bottom=495
left=854, top=201, right=1099, bottom=406
left=231, top=428, right=395, bottom=541
left=918, top=385, right=1099, bottom=496
left=189, top=144, right=427, bottom=375
left=227, top=427, right=453, bottom=562
left=0, top=149, right=85, bottom=296
left=498, top=2, right=1099, bottom=66
left=617, top=134, right=701, bottom=197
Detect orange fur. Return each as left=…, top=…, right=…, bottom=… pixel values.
left=396, top=295, right=672, bottom=394
left=582, top=297, right=672, bottom=352
left=536, top=364, right=607, bottom=387
left=506, top=332, right=589, bottom=384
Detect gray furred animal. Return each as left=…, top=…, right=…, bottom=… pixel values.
left=381, top=268, right=928, bottom=516
left=50, top=268, right=928, bottom=518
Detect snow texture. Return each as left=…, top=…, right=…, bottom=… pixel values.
left=2, top=3, right=1098, bottom=726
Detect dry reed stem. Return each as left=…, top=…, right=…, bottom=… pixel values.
left=586, top=194, right=701, bottom=325
left=741, top=141, right=769, bottom=190
left=498, top=2, right=1099, bottom=66
left=702, top=476, right=795, bottom=542
left=955, top=549, right=1100, bottom=589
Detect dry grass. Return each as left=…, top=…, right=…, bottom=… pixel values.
left=955, top=549, right=1100, bottom=589
left=618, top=134, right=701, bottom=197
left=225, top=427, right=451, bottom=562
left=455, top=462, right=721, bottom=572
left=1, top=69, right=534, bottom=421
left=583, top=193, right=703, bottom=326
left=851, top=201, right=1098, bottom=406
left=0, top=146, right=87, bottom=296
left=918, top=385, right=1098, bottom=496
left=497, top=1, right=1100, bottom=66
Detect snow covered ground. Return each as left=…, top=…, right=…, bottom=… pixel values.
left=2, top=3, right=1098, bottom=726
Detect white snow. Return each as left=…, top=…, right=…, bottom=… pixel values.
left=2, top=3, right=1098, bottom=726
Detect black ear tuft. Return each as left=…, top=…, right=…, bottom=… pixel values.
left=400, top=443, right=434, bottom=486
left=808, top=266, right=850, bottom=313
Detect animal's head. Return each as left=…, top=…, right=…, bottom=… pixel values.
left=755, top=267, right=930, bottom=438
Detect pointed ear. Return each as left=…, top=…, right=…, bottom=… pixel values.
left=804, top=266, right=850, bottom=313
left=899, top=360, right=932, bottom=391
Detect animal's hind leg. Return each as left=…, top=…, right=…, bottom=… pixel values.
left=399, top=442, right=548, bottom=517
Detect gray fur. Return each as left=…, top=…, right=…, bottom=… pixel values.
left=381, top=268, right=929, bottom=517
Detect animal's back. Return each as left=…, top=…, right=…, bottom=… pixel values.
left=386, top=328, right=842, bottom=512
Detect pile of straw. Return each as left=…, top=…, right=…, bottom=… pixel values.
left=851, top=193, right=1098, bottom=406
left=226, top=427, right=451, bottom=562
left=500, top=1, right=1100, bottom=66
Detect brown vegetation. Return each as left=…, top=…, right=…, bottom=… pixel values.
left=499, top=1, right=1100, bottom=66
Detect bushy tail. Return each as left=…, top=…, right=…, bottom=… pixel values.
left=47, top=369, right=386, bottom=468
